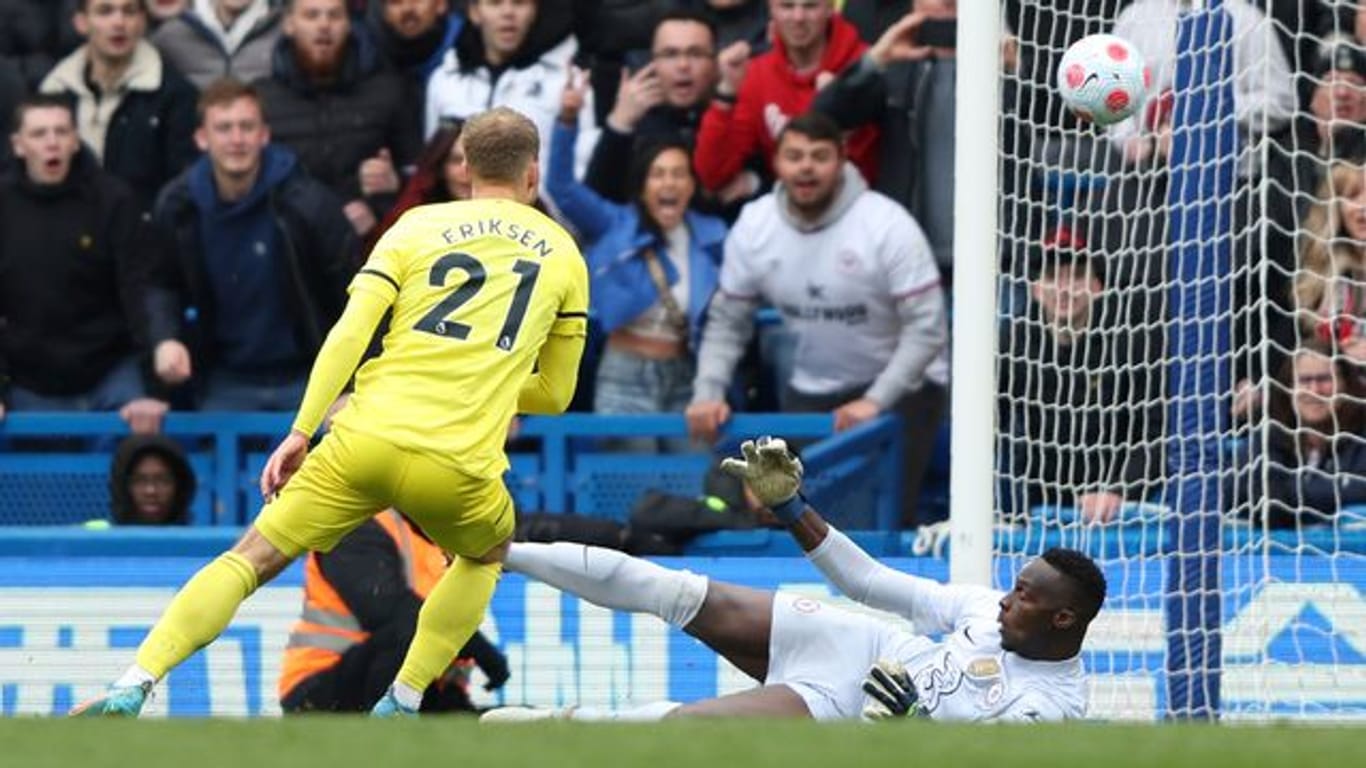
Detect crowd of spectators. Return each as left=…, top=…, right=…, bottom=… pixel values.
left=3, top=0, right=1366, bottom=530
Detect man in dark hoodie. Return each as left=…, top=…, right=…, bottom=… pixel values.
left=0, top=94, right=180, bottom=435
left=109, top=434, right=197, bottom=525
left=253, top=0, right=422, bottom=237
left=152, top=78, right=358, bottom=411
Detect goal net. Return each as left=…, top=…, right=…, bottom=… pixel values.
left=985, top=0, right=1366, bottom=721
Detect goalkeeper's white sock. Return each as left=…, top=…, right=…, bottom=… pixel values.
left=505, top=543, right=708, bottom=627
left=569, top=701, right=682, bottom=722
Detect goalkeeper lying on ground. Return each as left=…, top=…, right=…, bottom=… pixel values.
left=483, top=437, right=1105, bottom=723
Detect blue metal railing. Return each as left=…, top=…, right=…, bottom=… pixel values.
left=0, top=412, right=904, bottom=529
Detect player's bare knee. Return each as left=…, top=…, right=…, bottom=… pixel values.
left=232, top=527, right=295, bottom=583
left=686, top=583, right=773, bottom=662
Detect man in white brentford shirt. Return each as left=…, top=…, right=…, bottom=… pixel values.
left=481, top=437, right=1104, bottom=723
left=686, top=111, right=949, bottom=528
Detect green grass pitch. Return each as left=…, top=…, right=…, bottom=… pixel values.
left=1, top=718, right=1358, bottom=768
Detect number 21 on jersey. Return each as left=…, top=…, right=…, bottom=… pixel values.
left=414, top=251, right=540, bottom=352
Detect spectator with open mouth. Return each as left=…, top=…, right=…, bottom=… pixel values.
left=551, top=69, right=727, bottom=454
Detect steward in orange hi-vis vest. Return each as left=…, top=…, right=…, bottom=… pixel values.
left=279, top=510, right=510, bottom=713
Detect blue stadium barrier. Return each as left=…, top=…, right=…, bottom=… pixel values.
left=0, top=516, right=1361, bottom=560
left=0, top=412, right=904, bottom=530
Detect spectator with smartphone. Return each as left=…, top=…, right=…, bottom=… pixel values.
left=584, top=10, right=720, bottom=205
left=811, top=3, right=957, bottom=278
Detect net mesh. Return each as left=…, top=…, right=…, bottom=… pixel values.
left=994, top=0, right=1366, bottom=721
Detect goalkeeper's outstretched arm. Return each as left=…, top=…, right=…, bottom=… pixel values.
left=722, top=436, right=990, bottom=632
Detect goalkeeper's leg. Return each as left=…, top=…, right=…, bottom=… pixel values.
left=482, top=544, right=805, bottom=723
left=505, top=542, right=773, bottom=680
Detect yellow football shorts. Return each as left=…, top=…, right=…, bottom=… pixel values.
left=253, top=427, right=514, bottom=559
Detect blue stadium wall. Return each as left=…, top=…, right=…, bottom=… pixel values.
left=0, top=546, right=1362, bottom=721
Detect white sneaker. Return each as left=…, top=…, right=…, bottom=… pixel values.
left=479, top=705, right=572, bottom=723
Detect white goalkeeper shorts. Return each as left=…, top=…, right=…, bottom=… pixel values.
left=766, top=591, right=933, bottom=721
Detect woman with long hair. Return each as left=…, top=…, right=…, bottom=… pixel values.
left=1294, top=161, right=1366, bottom=349
left=365, top=123, right=470, bottom=253
left=550, top=74, right=727, bottom=452
left=1227, top=338, right=1366, bottom=528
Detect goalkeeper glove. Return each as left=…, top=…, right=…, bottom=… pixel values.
left=860, top=660, right=927, bottom=721
left=720, top=436, right=805, bottom=523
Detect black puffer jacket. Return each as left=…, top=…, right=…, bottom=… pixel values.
left=577, top=0, right=675, bottom=57
left=253, top=32, right=421, bottom=205
left=997, top=294, right=1167, bottom=511
left=109, top=434, right=196, bottom=526
left=0, top=151, right=173, bottom=399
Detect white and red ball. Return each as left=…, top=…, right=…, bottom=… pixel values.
left=1056, top=34, right=1150, bottom=126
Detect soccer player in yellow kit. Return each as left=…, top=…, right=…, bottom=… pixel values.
left=72, top=107, right=589, bottom=717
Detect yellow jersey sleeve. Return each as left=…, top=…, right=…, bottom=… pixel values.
left=549, top=245, right=590, bottom=338
left=290, top=287, right=393, bottom=437
left=543, top=228, right=587, bottom=333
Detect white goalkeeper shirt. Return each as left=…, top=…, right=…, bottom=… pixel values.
left=807, top=528, right=1087, bottom=722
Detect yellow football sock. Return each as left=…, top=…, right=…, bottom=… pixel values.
left=395, top=557, right=501, bottom=692
left=134, top=552, right=259, bottom=679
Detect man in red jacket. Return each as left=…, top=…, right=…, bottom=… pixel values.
left=693, top=0, right=879, bottom=197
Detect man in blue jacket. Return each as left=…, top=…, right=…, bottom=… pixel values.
left=152, top=78, right=358, bottom=411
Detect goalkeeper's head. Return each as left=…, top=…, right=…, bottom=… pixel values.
left=997, top=547, right=1106, bottom=660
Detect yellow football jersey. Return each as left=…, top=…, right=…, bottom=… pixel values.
left=331, top=198, right=588, bottom=478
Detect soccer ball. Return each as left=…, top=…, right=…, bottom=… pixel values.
left=1056, top=34, right=1150, bottom=126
